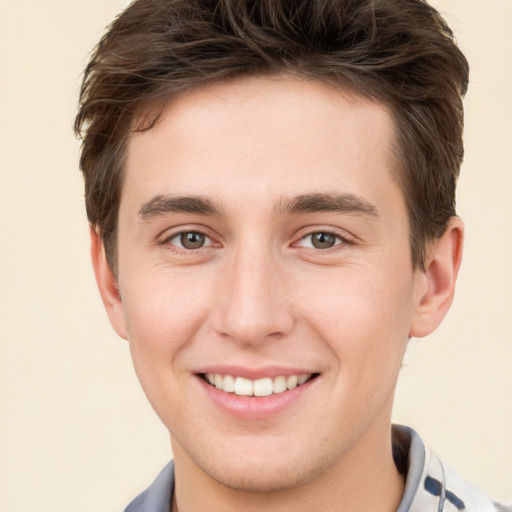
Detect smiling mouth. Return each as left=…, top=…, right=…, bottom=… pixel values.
left=200, top=373, right=319, bottom=397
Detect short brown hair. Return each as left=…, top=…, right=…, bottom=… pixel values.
left=75, top=0, right=469, bottom=272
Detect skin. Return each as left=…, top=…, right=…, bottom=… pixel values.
left=91, top=76, right=463, bottom=512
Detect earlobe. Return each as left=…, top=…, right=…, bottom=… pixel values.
left=90, top=226, right=128, bottom=340
left=409, top=217, right=464, bottom=338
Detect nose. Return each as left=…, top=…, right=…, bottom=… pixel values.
left=211, top=245, right=295, bottom=346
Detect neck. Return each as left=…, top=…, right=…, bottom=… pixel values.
left=171, top=421, right=404, bottom=512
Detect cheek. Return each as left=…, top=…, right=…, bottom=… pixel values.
left=119, top=268, right=216, bottom=425
left=295, top=266, right=413, bottom=376
left=120, top=267, right=213, bottom=361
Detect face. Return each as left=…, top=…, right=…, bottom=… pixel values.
left=106, top=77, right=431, bottom=491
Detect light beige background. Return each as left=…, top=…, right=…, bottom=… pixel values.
left=0, top=0, right=510, bottom=510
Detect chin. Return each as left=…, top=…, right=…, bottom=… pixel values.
left=203, top=456, right=320, bottom=493
left=178, top=431, right=340, bottom=494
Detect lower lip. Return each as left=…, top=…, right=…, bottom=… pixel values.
left=196, top=375, right=318, bottom=420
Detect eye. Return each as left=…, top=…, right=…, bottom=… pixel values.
left=298, top=231, right=345, bottom=249
left=167, top=231, right=213, bottom=250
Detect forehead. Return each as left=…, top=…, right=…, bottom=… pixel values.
left=122, top=76, right=400, bottom=215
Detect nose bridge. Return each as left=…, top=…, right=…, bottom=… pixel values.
left=213, top=240, right=294, bottom=345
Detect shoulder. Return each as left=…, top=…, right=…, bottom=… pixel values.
left=442, top=465, right=511, bottom=512
left=124, top=461, right=175, bottom=512
left=394, top=425, right=510, bottom=512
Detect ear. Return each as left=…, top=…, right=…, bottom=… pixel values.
left=409, top=217, right=464, bottom=338
left=90, top=226, right=128, bottom=340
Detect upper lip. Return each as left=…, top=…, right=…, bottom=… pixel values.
left=194, top=365, right=319, bottom=380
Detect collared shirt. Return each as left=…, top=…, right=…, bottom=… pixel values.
left=124, top=425, right=510, bottom=512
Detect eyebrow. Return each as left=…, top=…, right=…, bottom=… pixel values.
left=276, top=193, right=379, bottom=217
left=137, top=192, right=379, bottom=220
left=138, top=194, right=224, bottom=219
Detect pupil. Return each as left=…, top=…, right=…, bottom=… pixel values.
left=181, top=232, right=205, bottom=249
left=312, top=232, right=335, bottom=249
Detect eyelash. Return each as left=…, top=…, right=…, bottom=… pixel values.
left=160, top=228, right=217, bottom=253
left=294, top=229, right=353, bottom=252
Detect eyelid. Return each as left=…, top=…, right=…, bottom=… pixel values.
left=292, top=227, right=355, bottom=249
left=158, top=225, right=220, bottom=250
left=169, top=232, right=214, bottom=249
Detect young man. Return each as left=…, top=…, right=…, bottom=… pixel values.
left=75, top=1, right=509, bottom=510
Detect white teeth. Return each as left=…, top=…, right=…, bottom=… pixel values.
left=234, top=377, right=253, bottom=396
left=223, top=374, right=235, bottom=393
left=273, top=376, right=287, bottom=394
left=297, top=374, right=309, bottom=385
left=286, top=375, right=298, bottom=390
left=204, top=373, right=313, bottom=396
left=253, top=378, right=273, bottom=397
